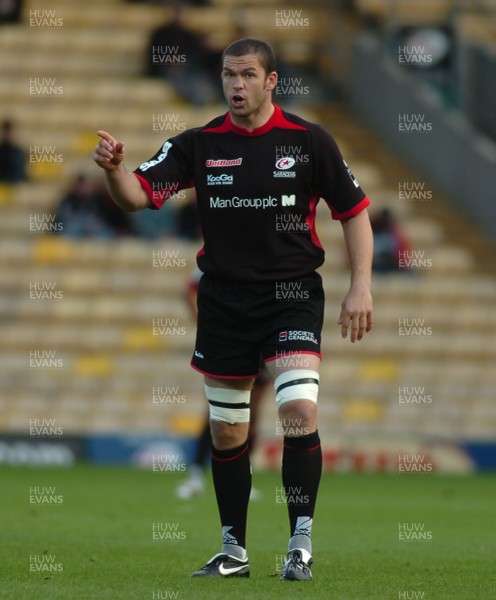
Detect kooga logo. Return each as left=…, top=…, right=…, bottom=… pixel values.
left=207, top=173, right=233, bottom=186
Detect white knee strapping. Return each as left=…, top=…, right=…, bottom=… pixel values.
left=274, top=370, right=320, bottom=407
left=205, top=385, right=251, bottom=424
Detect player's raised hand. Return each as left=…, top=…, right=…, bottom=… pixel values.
left=93, top=130, right=125, bottom=171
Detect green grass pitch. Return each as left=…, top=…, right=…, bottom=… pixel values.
left=2, top=466, right=495, bottom=599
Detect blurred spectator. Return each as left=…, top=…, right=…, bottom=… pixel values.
left=176, top=195, right=201, bottom=241
left=0, top=0, right=23, bottom=24
left=130, top=190, right=201, bottom=240
left=55, top=174, right=136, bottom=238
left=145, top=2, right=221, bottom=104
left=370, top=208, right=410, bottom=273
left=0, top=119, right=27, bottom=183
left=130, top=201, right=177, bottom=239
left=97, top=179, right=138, bottom=236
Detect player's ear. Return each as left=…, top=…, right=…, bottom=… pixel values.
left=266, top=71, right=278, bottom=91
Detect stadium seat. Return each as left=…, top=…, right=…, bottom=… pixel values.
left=355, top=0, right=453, bottom=26
left=1, top=0, right=494, bottom=448
left=73, top=354, right=115, bottom=377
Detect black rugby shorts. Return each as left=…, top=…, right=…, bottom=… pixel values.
left=191, top=272, right=324, bottom=379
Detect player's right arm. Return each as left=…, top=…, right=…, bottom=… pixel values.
left=93, top=130, right=153, bottom=212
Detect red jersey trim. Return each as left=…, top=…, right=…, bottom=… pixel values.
left=133, top=173, right=157, bottom=207
left=306, top=195, right=322, bottom=249
left=187, top=280, right=200, bottom=293
left=331, top=196, right=370, bottom=221
left=133, top=173, right=194, bottom=209
left=203, top=104, right=307, bottom=136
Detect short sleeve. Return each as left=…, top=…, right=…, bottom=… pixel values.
left=133, top=131, right=195, bottom=209
left=311, top=125, right=370, bottom=220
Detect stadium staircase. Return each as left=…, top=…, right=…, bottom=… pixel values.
left=0, top=0, right=495, bottom=465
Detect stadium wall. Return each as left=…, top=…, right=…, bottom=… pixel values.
left=349, top=32, right=496, bottom=242
left=458, top=33, right=496, bottom=141
left=1, top=433, right=495, bottom=471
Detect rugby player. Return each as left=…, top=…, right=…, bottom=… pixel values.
left=94, top=38, right=373, bottom=581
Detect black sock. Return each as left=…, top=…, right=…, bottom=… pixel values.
left=282, top=430, right=322, bottom=549
left=211, top=440, right=251, bottom=555
left=193, top=419, right=212, bottom=467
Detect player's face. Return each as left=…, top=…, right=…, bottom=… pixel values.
left=221, top=54, right=277, bottom=125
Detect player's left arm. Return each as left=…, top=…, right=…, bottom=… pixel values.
left=339, top=208, right=374, bottom=343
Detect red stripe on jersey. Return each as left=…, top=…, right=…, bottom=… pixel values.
left=133, top=173, right=156, bottom=206
left=306, top=195, right=323, bottom=249
left=331, top=196, right=371, bottom=220
left=203, top=104, right=307, bottom=136
left=134, top=173, right=194, bottom=209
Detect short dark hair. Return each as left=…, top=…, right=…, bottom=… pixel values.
left=222, top=38, right=276, bottom=75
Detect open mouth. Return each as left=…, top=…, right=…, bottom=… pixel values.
left=231, top=95, right=245, bottom=108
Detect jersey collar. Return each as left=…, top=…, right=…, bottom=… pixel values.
left=227, top=104, right=280, bottom=136
left=205, top=104, right=304, bottom=136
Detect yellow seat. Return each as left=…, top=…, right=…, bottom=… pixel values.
left=28, top=161, right=63, bottom=182
left=72, top=131, right=101, bottom=155
left=34, top=236, right=76, bottom=263
left=73, top=353, right=114, bottom=377
left=167, top=413, right=204, bottom=435
left=0, top=183, right=14, bottom=205
left=343, top=398, right=384, bottom=422
left=360, top=358, right=399, bottom=381
left=123, top=325, right=166, bottom=351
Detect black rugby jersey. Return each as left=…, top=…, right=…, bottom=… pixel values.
left=134, top=104, right=370, bottom=282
